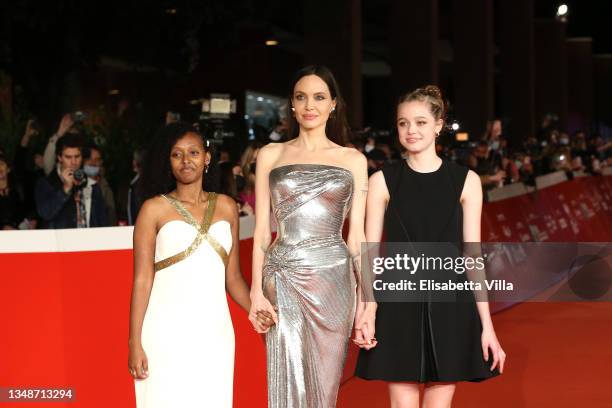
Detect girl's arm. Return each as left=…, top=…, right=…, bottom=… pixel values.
left=462, top=170, right=506, bottom=373
left=248, top=144, right=280, bottom=332
left=128, top=199, right=158, bottom=379
left=345, top=151, right=378, bottom=350
left=222, top=195, right=251, bottom=312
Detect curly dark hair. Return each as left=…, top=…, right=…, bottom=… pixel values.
left=140, top=122, right=219, bottom=201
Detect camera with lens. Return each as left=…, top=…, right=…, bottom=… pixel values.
left=29, top=118, right=41, bottom=132
left=73, top=168, right=87, bottom=188
left=71, top=111, right=88, bottom=123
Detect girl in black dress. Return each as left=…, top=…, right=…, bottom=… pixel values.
left=355, top=86, right=506, bottom=407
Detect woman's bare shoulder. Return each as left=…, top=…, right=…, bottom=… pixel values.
left=134, top=195, right=167, bottom=230
left=258, top=143, right=284, bottom=166
left=215, top=193, right=239, bottom=220
left=338, top=147, right=367, bottom=171
left=139, top=195, right=166, bottom=216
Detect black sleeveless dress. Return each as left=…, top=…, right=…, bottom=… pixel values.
left=355, top=159, right=499, bottom=383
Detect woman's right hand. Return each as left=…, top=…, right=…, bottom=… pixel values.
left=353, top=304, right=378, bottom=350
left=128, top=343, right=149, bottom=379
left=249, top=291, right=278, bottom=333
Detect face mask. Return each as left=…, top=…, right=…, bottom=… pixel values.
left=364, top=144, right=375, bottom=153
left=514, top=160, right=523, bottom=170
left=490, top=141, right=500, bottom=150
left=235, top=175, right=246, bottom=192
left=83, top=164, right=100, bottom=178
left=559, top=138, right=569, bottom=145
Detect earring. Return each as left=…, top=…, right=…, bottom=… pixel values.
left=331, top=107, right=336, bottom=112
left=291, top=107, right=295, bottom=112
left=205, top=163, right=209, bottom=173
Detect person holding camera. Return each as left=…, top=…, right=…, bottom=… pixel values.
left=35, top=133, right=108, bottom=229
left=43, top=113, right=87, bottom=175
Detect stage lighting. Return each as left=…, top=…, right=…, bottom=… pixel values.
left=265, top=40, right=279, bottom=46
left=557, top=4, right=568, bottom=16
left=451, top=122, right=460, bottom=131
left=556, top=4, right=568, bottom=22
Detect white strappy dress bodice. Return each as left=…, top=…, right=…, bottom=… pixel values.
left=154, top=219, right=231, bottom=269
left=135, top=193, right=235, bottom=408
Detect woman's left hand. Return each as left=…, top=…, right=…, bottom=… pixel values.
left=256, top=310, right=276, bottom=329
left=481, top=327, right=506, bottom=373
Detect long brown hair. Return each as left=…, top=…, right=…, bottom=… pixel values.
left=286, top=65, right=350, bottom=146
left=239, top=141, right=262, bottom=193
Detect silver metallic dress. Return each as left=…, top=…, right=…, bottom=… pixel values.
left=263, top=164, right=356, bottom=408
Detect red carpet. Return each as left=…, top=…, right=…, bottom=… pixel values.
left=337, top=302, right=612, bottom=407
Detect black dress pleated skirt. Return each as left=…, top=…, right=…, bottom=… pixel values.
left=355, top=160, right=500, bottom=383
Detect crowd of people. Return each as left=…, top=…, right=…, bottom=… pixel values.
left=352, top=117, right=612, bottom=192
left=463, top=117, right=612, bottom=191
left=1, top=106, right=610, bottom=230
left=0, top=115, right=118, bottom=230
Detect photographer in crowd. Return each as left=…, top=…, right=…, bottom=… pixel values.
left=35, top=133, right=108, bottom=229
left=42, top=113, right=85, bottom=175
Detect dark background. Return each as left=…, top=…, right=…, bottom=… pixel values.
left=1, top=0, right=610, bottom=144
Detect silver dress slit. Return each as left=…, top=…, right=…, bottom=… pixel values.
left=263, top=164, right=356, bottom=408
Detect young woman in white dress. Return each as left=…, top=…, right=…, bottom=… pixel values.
left=128, top=123, right=272, bottom=407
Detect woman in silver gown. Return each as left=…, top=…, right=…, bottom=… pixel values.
left=248, top=66, right=376, bottom=408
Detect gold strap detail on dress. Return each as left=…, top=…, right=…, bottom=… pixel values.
left=154, top=192, right=229, bottom=272
left=198, top=193, right=230, bottom=268
left=167, top=194, right=199, bottom=228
